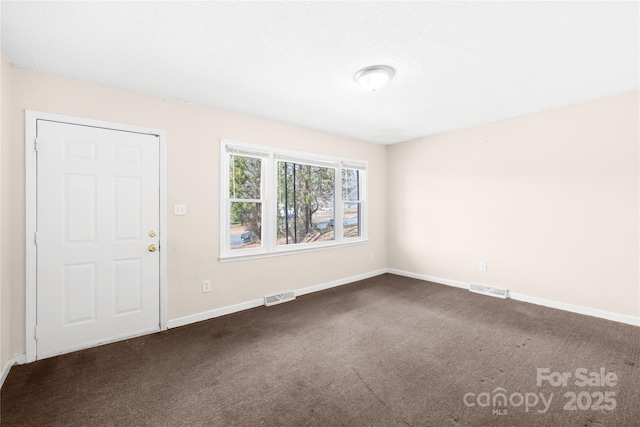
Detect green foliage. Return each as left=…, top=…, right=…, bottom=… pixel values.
left=230, top=155, right=262, bottom=240
left=229, top=156, right=261, bottom=200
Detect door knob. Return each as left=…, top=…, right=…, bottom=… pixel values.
left=148, top=244, right=158, bottom=252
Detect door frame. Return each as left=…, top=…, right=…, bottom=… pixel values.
left=25, top=110, right=168, bottom=363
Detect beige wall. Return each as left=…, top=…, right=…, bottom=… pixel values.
left=388, top=91, right=640, bottom=318
left=7, top=67, right=388, bottom=355
left=1, top=52, right=13, bottom=369
left=1, top=62, right=637, bottom=359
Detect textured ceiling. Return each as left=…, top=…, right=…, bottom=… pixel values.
left=1, top=1, right=638, bottom=144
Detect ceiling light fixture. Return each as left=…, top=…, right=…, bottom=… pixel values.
left=354, top=65, right=395, bottom=92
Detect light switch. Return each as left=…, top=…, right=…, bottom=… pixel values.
left=174, top=204, right=187, bottom=216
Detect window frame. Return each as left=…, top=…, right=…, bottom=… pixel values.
left=227, top=149, right=266, bottom=254
left=219, top=139, right=368, bottom=261
left=341, top=166, right=365, bottom=239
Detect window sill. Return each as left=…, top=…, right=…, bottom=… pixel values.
left=218, top=239, right=369, bottom=263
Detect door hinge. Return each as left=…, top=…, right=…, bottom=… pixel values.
left=34, top=232, right=39, bottom=245
left=34, top=138, right=39, bottom=152
left=34, top=326, right=39, bottom=340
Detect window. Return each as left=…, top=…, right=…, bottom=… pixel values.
left=229, top=154, right=263, bottom=250
left=342, top=167, right=363, bottom=238
left=277, top=161, right=335, bottom=245
left=220, top=140, right=367, bottom=260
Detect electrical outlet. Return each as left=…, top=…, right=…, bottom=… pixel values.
left=478, top=261, right=487, bottom=272
left=369, top=252, right=374, bottom=261
left=174, top=204, right=187, bottom=216
left=202, top=280, right=212, bottom=293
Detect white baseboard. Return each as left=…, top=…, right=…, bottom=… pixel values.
left=1, top=354, right=26, bottom=389
left=386, top=268, right=640, bottom=327
left=508, top=291, right=640, bottom=327
left=294, top=269, right=387, bottom=296
left=167, top=269, right=388, bottom=329
left=167, top=298, right=264, bottom=329
left=386, top=268, right=468, bottom=289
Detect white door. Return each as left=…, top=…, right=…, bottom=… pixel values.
left=36, top=120, right=160, bottom=359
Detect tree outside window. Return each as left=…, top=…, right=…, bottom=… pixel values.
left=342, top=168, right=362, bottom=238
left=277, top=162, right=335, bottom=245
left=229, top=155, right=262, bottom=250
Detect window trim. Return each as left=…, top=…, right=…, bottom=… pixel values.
left=341, top=167, right=365, bottom=239
left=219, top=139, right=368, bottom=261
left=226, top=151, right=266, bottom=256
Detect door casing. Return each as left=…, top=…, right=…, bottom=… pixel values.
left=25, top=110, right=168, bottom=363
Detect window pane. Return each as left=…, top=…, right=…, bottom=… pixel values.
left=277, top=162, right=335, bottom=245
left=342, top=169, right=360, bottom=201
left=343, top=202, right=361, bottom=238
left=229, top=155, right=261, bottom=199
left=230, top=202, right=262, bottom=249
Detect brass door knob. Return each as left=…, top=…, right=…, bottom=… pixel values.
left=148, top=244, right=158, bottom=252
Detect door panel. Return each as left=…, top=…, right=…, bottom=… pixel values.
left=114, top=176, right=142, bottom=241
left=36, top=120, right=160, bottom=359
left=64, top=262, right=96, bottom=324
left=113, top=258, right=142, bottom=315
left=65, top=174, right=97, bottom=244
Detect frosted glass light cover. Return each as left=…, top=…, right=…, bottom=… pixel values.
left=355, top=65, right=395, bottom=91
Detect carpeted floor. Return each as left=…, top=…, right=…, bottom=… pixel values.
left=2, top=274, right=639, bottom=426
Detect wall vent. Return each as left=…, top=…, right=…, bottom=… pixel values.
left=264, top=291, right=296, bottom=307
left=469, top=283, right=508, bottom=299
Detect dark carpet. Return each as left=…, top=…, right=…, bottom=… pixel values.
left=2, top=274, right=639, bottom=426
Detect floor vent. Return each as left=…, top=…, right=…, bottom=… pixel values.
left=264, top=291, right=296, bottom=307
left=469, top=283, right=508, bottom=299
